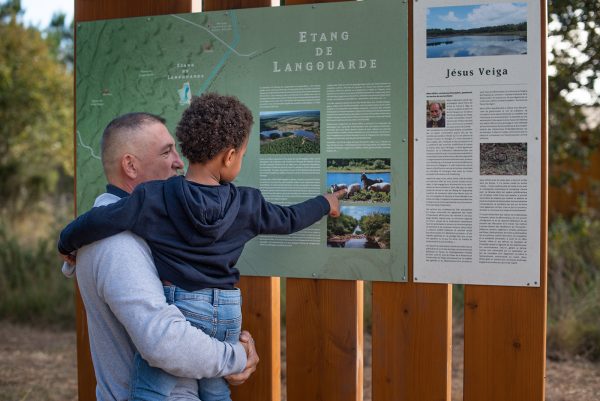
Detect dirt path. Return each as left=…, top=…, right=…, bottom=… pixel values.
left=0, top=323, right=77, bottom=401
left=1, top=322, right=599, bottom=400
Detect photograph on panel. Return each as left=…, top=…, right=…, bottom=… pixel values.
left=259, top=110, right=320, bottom=154
left=327, top=205, right=390, bottom=249
left=326, top=158, right=391, bottom=203
left=426, top=100, right=446, bottom=128
left=480, top=142, right=527, bottom=175
left=426, top=3, right=527, bottom=58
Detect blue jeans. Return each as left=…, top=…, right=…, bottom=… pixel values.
left=129, top=286, right=242, bottom=401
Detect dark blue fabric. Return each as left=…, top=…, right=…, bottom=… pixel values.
left=59, top=176, right=330, bottom=291
left=106, top=184, right=129, bottom=199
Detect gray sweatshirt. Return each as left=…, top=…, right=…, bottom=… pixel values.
left=68, top=192, right=247, bottom=400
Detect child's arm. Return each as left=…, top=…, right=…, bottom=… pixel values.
left=58, top=187, right=146, bottom=255
left=256, top=190, right=342, bottom=235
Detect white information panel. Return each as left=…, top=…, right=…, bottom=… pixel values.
left=413, top=0, right=542, bottom=286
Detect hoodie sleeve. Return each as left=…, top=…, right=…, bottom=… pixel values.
left=256, top=191, right=330, bottom=235
left=57, top=186, right=146, bottom=255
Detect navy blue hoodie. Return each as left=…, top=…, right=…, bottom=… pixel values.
left=59, top=175, right=330, bottom=291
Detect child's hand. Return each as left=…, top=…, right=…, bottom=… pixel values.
left=61, top=252, right=77, bottom=266
left=324, top=191, right=344, bottom=218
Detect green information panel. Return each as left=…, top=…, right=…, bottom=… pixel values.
left=76, top=0, right=408, bottom=281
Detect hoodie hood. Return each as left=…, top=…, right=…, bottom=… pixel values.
left=163, top=175, right=241, bottom=246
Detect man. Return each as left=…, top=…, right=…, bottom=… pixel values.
left=65, top=113, right=258, bottom=400
left=426, top=102, right=445, bottom=128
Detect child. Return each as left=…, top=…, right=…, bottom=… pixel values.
left=59, top=93, right=340, bottom=401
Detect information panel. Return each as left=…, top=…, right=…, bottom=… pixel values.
left=413, top=0, right=542, bottom=286
left=76, top=1, right=408, bottom=281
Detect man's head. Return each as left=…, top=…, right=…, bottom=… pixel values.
left=176, top=93, right=253, bottom=172
left=429, top=102, right=443, bottom=122
left=101, top=112, right=184, bottom=192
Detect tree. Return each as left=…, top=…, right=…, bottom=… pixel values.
left=0, top=0, right=73, bottom=218
left=548, top=1, right=600, bottom=189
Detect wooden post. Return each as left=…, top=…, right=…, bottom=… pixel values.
left=198, top=0, right=280, bottom=399
left=463, top=1, right=548, bottom=400
left=286, top=279, right=364, bottom=401
left=372, top=2, right=452, bottom=399
left=283, top=4, right=363, bottom=401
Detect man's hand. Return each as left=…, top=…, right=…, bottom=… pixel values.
left=225, top=330, right=259, bottom=386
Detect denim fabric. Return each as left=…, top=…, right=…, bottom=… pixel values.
left=129, top=286, right=242, bottom=401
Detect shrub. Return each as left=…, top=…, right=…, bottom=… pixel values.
left=0, top=225, right=74, bottom=329
left=547, top=212, right=600, bottom=361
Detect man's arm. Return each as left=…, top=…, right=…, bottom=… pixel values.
left=88, top=232, right=248, bottom=379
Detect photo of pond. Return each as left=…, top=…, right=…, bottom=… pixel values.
left=259, top=110, right=320, bottom=154
left=426, top=3, right=527, bottom=58
left=327, top=206, right=390, bottom=249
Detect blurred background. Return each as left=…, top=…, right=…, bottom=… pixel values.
left=0, top=0, right=598, bottom=399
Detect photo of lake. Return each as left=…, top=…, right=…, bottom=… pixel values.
left=426, top=3, right=527, bottom=58
left=259, top=110, right=320, bottom=154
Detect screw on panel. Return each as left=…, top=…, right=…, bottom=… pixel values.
left=415, top=138, right=419, bottom=141
left=527, top=282, right=530, bottom=286
left=534, top=281, right=538, bottom=285
left=402, top=138, right=406, bottom=142
left=414, top=277, right=418, bottom=281
left=312, top=273, right=317, bottom=277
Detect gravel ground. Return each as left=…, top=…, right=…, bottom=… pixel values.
left=1, top=322, right=599, bottom=400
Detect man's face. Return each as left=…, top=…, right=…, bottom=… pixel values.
left=429, top=103, right=442, bottom=121
left=133, top=122, right=184, bottom=185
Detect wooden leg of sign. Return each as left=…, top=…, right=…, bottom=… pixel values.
left=463, top=285, right=546, bottom=401
left=231, top=276, right=281, bottom=401
left=286, top=279, right=363, bottom=401
left=372, top=282, right=452, bottom=401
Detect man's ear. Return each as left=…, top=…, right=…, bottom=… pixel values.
left=121, top=154, right=138, bottom=179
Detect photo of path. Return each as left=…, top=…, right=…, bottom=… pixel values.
left=259, top=110, right=320, bottom=154
left=480, top=142, right=527, bottom=175
left=327, top=159, right=391, bottom=203
left=327, top=206, right=390, bottom=249
left=426, top=3, right=527, bottom=58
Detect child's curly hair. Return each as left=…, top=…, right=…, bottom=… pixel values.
left=176, top=93, right=253, bottom=163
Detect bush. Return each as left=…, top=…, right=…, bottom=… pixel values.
left=547, top=212, right=600, bottom=361
left=0, top=225, right=74, bottom=329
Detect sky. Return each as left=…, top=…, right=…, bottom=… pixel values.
left=427, top=2, right=527, bottom=30
left=21, top=0, right=74, bottom=27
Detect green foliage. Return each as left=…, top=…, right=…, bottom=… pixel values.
left=0, top=225, right=74, bottom=328
left=327, top=213, right=357, bottom=237
left=260, top=136, right=320, bottom=154
left=548, top=0, right=600, bottom=195
left=346, top=189, right=391, bottom=203
left=326, top=158, right=390, bottom=171
left=547, top=212, right=600, bottom=361
left=0, top=8, right=74, bottom=219
left=359, top=213, right=390, bottom=237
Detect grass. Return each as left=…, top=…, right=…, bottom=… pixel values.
left=0, top=225, right=74, bottom=329
left=547, top=211, right=600, bottom=361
